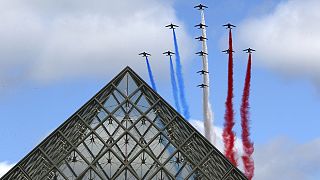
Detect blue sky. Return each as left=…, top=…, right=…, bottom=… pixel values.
left=1, top=0, right=320, bottom=179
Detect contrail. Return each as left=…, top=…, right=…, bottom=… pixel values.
left=241, top=53, right=254, bottom=180
left=199, top=9, right=215, bottom=144
left=169, top=55, right=181, bottom=113
left=145, top=57, right=157, bottom=92
left=172, top=29, right=190, bottom=119
left=222, top=28, right=237, bottom=166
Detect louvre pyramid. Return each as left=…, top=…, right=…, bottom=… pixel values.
left=1, top=67, right=247, bottom=180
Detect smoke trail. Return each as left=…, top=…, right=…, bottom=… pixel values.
left=172, top=29, right=190, bottom=119
left=145, top=57, right=157, bottom=92
left=200, top=10, right=215, bottom=144
left=169, top=56, right=181, bottom=113
left=222, top=29, right=237, bottom=166
left=241, top=53, right=254, bottom=180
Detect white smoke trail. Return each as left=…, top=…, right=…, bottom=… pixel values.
left=200, top=9, right=216, bottom=144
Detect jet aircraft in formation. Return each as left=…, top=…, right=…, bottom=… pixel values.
left=197, top=84, right=208, bottom=88
left=163, top=51, right=175, bottom=57
left=222, top=49, right=235, bottom=54
left=139, top=52, right=151, bottom=57
left=223, top=23, right=236, bottom=29
left=243, top=48, right=256, bottom=54
left=195, top=23, right=208, bottom=29
left=194, top=4, right=208, bottom=10
left=196, top=51, right=208, bottom=56
left=165, top=23, right=179, bottom=29
left=197, top=70, right=209, bottom=75
left=195, top=36, right=207, bottom=41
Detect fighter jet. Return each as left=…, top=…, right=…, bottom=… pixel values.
left=222, top=49, right=234, bottom=54
left=223, top=23, right=236, bottom=29
left=163, top=51, right=175, bottom=56
left=195, top=23, right=208, bottom=29
left=196, top=51, right=208, bottom=56
left=165, top=23, right=179, bottom=29
left=197, top=84, right=208, bottom=88
left=194, top=4, right=208, bottom=10
left=243, top=48, right=256, bottom=54
left=197, top=70, right=209, bottom=74
left=195, top=36, right=207, bottom=41
left=139, top=52, right=151, bottom=57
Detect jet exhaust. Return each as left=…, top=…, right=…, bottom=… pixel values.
left=145, top=56, right=157, bottom=92
left=169, top=55, right=181, bottom=113
left=172, top=29, right=190, bottom=119
left=222, top=28, right=237, bottom=166
left=241, top=52, right=254, bottom=180
left=197, top=8, right=215, bottom=144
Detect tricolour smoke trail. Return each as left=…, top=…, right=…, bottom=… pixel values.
left=169, top=55, right=181, bottom=113
left=222, top=28, right=237, bottom=166
left=241, top=53, right=254, bottom=180
left=145, top=57, right=157, bottom=92
left=200, top=10, right=215, bottom=144
left=172, top=29, right=190, bottom=119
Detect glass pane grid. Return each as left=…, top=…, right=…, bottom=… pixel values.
left=2, top=68, right=247, bottom=180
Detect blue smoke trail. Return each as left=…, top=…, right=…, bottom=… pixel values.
left=169, top=56, right=181, bottom=113
left=173, top=29, right=190, bottom=119
left=145, top=57, right=157, bottom=92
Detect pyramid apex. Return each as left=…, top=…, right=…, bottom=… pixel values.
left=123, top=65, right=133, bottom=71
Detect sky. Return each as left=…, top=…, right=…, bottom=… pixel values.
left=0, top=0, right=320, bottom=179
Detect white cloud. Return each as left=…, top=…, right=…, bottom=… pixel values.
left=0, top=162, right=14, bottom=178
left=0, top=0, right=193, bottom=85
left=238, top=0, right=320, bottom=85
left=189, top=120, right=320, bottom=179
left=254, top=137, right=320, bottom=180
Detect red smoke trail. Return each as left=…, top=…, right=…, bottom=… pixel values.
left=241, top=53, right=254, bottom=180
left=222, top=29, right=237, bottom=166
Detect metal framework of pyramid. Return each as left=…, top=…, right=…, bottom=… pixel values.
left=2, top=67, right=247, bottom=180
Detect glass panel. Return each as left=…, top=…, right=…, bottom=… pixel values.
left=148, top=133, right=176, bottom=164
left=151, top=169, right=174, bottom=180
left=131, top=151, right=156, bottom=179
left=113, top=90, right=126, bottom=104
left=164, top=151, right=194, bottom=179
left=127, top=73, right=139, bottom=96
left=130, top=90, right=142, bottom=103
left=114, top=72, right=139, bottom=97
left=116, top=133, right=141, bottom=162
left=134, top=116, right=152, bottom=136
left=113, top=107, right=126, bottom=124
left=64, top=151, right=89, bottom=177
left=115, top=168, right=137, bottom=180
left=76, top=133, right=104, bottom=163
left=135, top=95, right=152, bottom=113
left=128, top=106, right=142, bottom=122
left=58, top=161, right=76, bottom=180
left=101, top=94, right=119, bottom=112
left=82, top=169, right=102, bottom=180
left=96, top=150, right=123, bottom=179
left=115, top=73, right=129, bottom=96
left=95, top=116, right=123, bottom=142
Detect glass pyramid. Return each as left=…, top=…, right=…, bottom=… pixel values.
left=1, top=67, right=247, bottom=180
